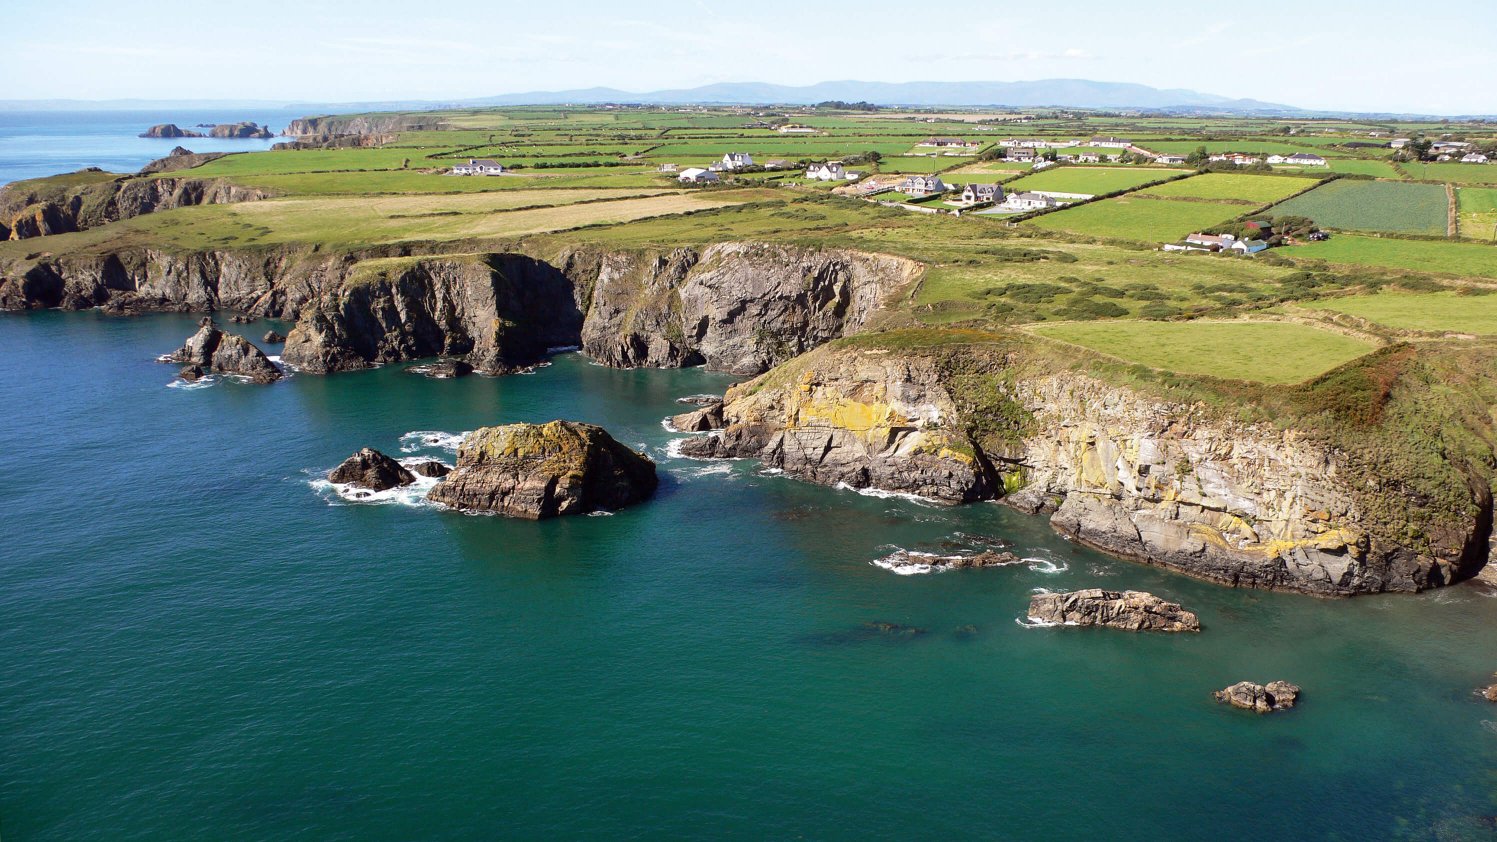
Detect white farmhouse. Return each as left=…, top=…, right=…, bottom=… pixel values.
left=678, top=167, right=720, bottom=184
left=721, top=152, right=754, bottom=170
left=450, top=159, right=506, bottom=176
left=1283, top=153, right=1327, bottom=166
left=805, top=162, right=862, bottom=182
left=1002, top=192, right=1057, bottom=211
left=1089, top=136, right=1132, bottom=149
left=898, top=175, right=947, bottom=197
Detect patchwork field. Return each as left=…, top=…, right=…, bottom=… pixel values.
left=1269, top=179, right=1450, bottom=235
left=1280, top=234, right=1497, bottom=278
left=1025, top=195, right=1245, bottom=242
left=1457, top=187, right=1497, bottom=238
left=1314, top=291, right=1497, bottom=335
left=1321, top=159, right=1405, bottom=178
left=1138, top=172, right=1314, bottom=204
left=1030, top=320, right=1377, bottom=384
left=1404, top=162, right=1497, bottom=185
left=1004, top=166, right=1185, bottom=196
left=876, top=156, right=972, bottom=173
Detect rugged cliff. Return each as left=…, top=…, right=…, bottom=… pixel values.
left=284, top=114, right=442, bottom=138
left=0, top=174, right=274, bottom=240
left=687, top=334, right=1496, bottom=595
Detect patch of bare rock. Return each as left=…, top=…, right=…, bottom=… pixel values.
left=1026, top=588, right=1201, bottom=632
left=1214, top=681, right=1301, bottom=713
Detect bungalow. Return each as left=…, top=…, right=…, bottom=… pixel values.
left=918, top=137, right=980, bottom=149
left=1007, top=147, right=1037, bottom=162
left=960, top=183, right=1004, bottom=205
left=678, top=167, right=720, bottom=184
left=1089, top=136, right=1131, bottom=148
left=1283, top=152, right=1327, bottom=166
left=1155, top=154, right=1187, bottom=165
left=1209, top=153, right=1261, bottom=166
left=1462, top=153, right=1491, bottom=164
left=450, top=158, right=506, bottom=176
left=1229, top=239, right=1269, bottom=254
left=1076, top=151, right=1103, bottom=164
left=1184, top=232, right=1236, bottom=250
left=805, top=162, right=862, bottom=181
left=776, top=125, right=819, bottom=134
left=721, top=152, right=754, bottom=170
left=899, top=175, right=948, bottom=197
left=1002, top=192, right=1057, bottom=211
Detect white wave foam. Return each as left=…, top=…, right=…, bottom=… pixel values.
left=587, top=509, right=615, bottom=517
left=167, top=375, right=218, bottom=390
left=1031, top=587, right=1054, bottom=595
left=1025, top=558, right=1068, bottom=574
left=675, top=394, right=722, bottom=406
left=871, top=547, right=1027, bottom=576
left=1015, top=616, right=1079, bottom=629
left=308, top=464, right=445, bottom=508
left=832, top=482, right=936, bottom=506
left=660, top=417, right=680, bottom=433
left=399, top=430, right=468, bottom=453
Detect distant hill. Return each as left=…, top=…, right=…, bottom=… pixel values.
left=465, top=79, right=1303, bottom=114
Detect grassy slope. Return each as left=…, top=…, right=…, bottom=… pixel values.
left=1281, top=234, right=1497, bottom=278
left=1026, top=195, right=1247, bottom=242
left=1313, top=291, right=1497, bottom=335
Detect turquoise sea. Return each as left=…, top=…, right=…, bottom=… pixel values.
left=4, top=311, right=1497, bottom=839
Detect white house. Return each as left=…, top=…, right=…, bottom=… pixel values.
left=1284, top=153, right=1327, bottom=166
left=1209, top=153, right=1262, bottom=166
left=1229, top=239, right=1269, bottom=254
left=960, top=183, right=1004, bottom=205
left=1007, top=147, right=1038, bottom=162
left=1076, top=151, right=1103, bottom=164
left=450, top=159, right=506, bottom=176
left=805, top=162, right=862, bottom=181
left=1001, top=191, right=1057, bottom=211
left=1462, top=153, right=1491, bottom=164
left=721, top=152, right=754, bottom=170
left=776, top=125, right=819, bottom=134
left=678, top=167, right=720, bottom=184
left=1090, top=136, right=1132, bottom=148
left=898, top=175, right=947, bottom=197
left=1155, top=154, right=1187, bottom=165
left=918, top=137, right=979, bottom=149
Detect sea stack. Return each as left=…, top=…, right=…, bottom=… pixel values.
left=166, top=317, right=282, bottom=383
left=1026, top=589, right=1201, bottom=632
left=328, top=448, right=417, bottom=492
left=427, top=421, right=657, bottom=519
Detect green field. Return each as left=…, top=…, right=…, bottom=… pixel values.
left=1314, top=291, right=1497, bottom=335
left=1139, top=172, right=1314, bottom=204
left=1031, top=320, right=1377, bottom=384
left=1321, top=159, right=1405, bottom=178
left=1270, top=179, right=1450, bottom=235
left=1402, top=162, right=1497, bottom=185
left=1281, top=234, right=1497, bottom=278
left=1456, top=187, right=1497, bottom=237
left=1140, top=140, right=1350, bottom=158
left=1025, top=195, right=1246, bottom=242
left=1004, top=166, right=1185, bottom=196
left=876, top=156, right=972, bottom=173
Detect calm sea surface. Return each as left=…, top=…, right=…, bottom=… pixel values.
left=0, top=110, right=296, bottom=186
left=4, top=310, right=1497, bottom=839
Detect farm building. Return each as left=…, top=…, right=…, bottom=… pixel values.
left=960, top=183, right=1004, bottom=205
left=898, top=175, right=948, bottom=197
left=805, top=162, right=862, bottom=181
left=1210, top=153, right=1261, bottom=166
left=1090, top=136, right=1132, bottom=148
left=678, top=167, right=720, bottom=184
left=918, top=137, right=980, bottom=149
left=1230, top=239, right=1270, bottom=254
left=1462, top=153, right=1491, bottom=164
left=1284, top=153, right=1327, bottom=166
left=776, top=125, right=819, bottom=134
left=450, top=159, right=506, bottom=175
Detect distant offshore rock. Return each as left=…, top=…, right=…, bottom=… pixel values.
left=166, top=317, right=281, bottom=383
left=140, top=124, right=202, bottom=139
left=1026, top=589, right=1201, bottom=632
left=427, top=420, right=657, bottom=518
left=329, top=448, right=416, bottom=492
left=1214, top=681, right=1301, bottom=713
left=209, top=122, right=274, bottom=139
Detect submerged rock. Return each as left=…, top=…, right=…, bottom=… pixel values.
left=263, top=330, right=286, bottom=344
left=408, top=460, right=451, bottom=479
left=328, top=448, right=416, bottom=492
left=178, top=364, right=205, bottom=382
left=670, top=401, right=723, bottom=432
left=1214, top=681, right=1301, bottom=713
left=1026, top=588, right=1201, bottom=632
left=166, top=317, right=281, bottom=383
left=427, top=420, right=657, bottom=518
left=945, top=550, right=1019, bottom=568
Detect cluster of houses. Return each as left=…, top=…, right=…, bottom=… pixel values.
left=1207, top=152, right=1327, bottom=167
left=1162, top=232, right=1273, bottom=255
left=1390, top=138, right=1491, bottom=163
left=917, top=137, right=983, bottom=151
left=675, top=152, right=757, bottom=184
left=884, top=175, right=1060, bottom=212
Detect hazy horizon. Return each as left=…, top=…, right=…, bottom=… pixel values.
left=4, top=0, right=1495, bottom=115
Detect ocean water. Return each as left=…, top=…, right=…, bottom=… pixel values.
left=0, top=110, right=295, bottom=186
left=4, top=310, right=1497, bottom=839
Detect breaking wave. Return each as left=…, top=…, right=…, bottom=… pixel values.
left=400, top=430, right=467, bottom=453
left=832, top=482, right=936, bottom=506
left=308, top=456, right=449, bottom=509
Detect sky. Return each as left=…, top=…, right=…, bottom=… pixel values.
left=3, top=0, right=1496, bottom=114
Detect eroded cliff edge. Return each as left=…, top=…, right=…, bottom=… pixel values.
left=685, top=333, right=1496, bottom=596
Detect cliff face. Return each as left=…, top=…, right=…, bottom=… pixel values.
left=570, top=242, right=922, bottom=374
left=282, top=255, right=583, bottom=374
left=1, top=176, right=274, bottom=241
left=694, top=341, right=1495, bottom=596
left=284, top=114, right=441, bottom=138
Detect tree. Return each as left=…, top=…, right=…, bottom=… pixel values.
left=1185, top=145, right=1210, bottom=166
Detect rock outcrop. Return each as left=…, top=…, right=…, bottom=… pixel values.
left=263, top=331, right=286, bottom=344
left=139, top=149, right=230, bottom=175
left=1, top=174, right=274, bottom=241
left=693, top=337, right=1496, bottom=595
left=408, top=460, right=451, bottom=479
left=166, top=317, right=281, bottom=383
left=427, top=421, right=657, bottom=518
left=140, top=124, right=202, bottom=139
left=328, top=448, right=416, bottom=491
left=282, top=255, right=583, bottom=374
left=408, top=359, right=474, bottom=379
left=670, top=402, right=722, bottom=432
left=573, top=243, right=921, bottom=374
left=209, top=122, right=273, bottom=139
left=1214, top=681, right=1301, bottom=713
left=1026, top=589, right=1201, bottom=632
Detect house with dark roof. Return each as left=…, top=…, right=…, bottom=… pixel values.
left=898, top=175, right=948, bottom=197
left=1089, top=136, right=1132, bottom=148
left=960, top=183, right=1004, bottom=205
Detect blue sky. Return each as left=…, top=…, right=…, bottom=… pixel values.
left=5, top=0, right=1495, bottom=114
